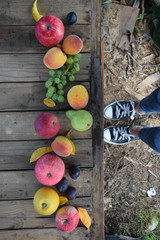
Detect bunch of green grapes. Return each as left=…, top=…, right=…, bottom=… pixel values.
left=45, top=53, right=82, bottom=103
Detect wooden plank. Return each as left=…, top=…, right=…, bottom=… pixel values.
left=137, top=72, right=160, bottom=91
left=0, top=53, right=90, bottom=83
left=0, top=0, right=91, bottom=25
left=0, top=25, right=90, bottom=53
left=0, top=197, right=92, bottom=229
left=0, top=111, right=92, bottom=141
left=0, top=169, right=92, bottom=200
left=0, top=139, right=93, bottom=170
left=113, top=3, right=139, bottom=50
left=90, top=0, right=104, bottom=239
left=0, top=228, right=91, bottom=240
left=0, top=82, right=90, bottom=111
left=125, top=86, right=145, bottom=100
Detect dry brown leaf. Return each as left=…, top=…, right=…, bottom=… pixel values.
left=30, top=147, right=52, bottom=163
left=43, top=98, right=56, bottom=107
left=146, top=161, right=153, bottom=168
left=77, top=207, right=91, bottom=231
left=59, top=196, right=68, bottom=206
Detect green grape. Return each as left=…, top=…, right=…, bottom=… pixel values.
left=57, top=70, right=63, bottom=76
left=58, top=95, right=65, bottom=103
left=45, top=78, right=53, bottom=88
left=55, top=77, right=61, bottom=84
left=73, top=57, right=79, bottom=63
left=61, top=75, right=67, bottom=80
left=52, top=93, right=58, bottom=101
left=46, top=91, right=53, bottom=98
left=75, top=53, right=82, bottom=59
left=66, top=57, right=73, bottom=65
left=61, top=70, right=66, bottom=75
left=57, top=89, right=64, bottom=95
left=48, top=86, right=56, bottom=94
left=71, top=68, right=77, bottom=75
left=74, top=63, right=80, bottom=71
left=69, top=75, right=75, bottom=81
left=57, top=83, right=63, bottom=90
left=74, top=63, right=79, bottom=67
left=62, top=79, right=67, bottom=86
left=67, top=72, right=72, bottom=77
left=48, top=70, right=55, bottom=76
left=61, top=65, right=67, bottom=70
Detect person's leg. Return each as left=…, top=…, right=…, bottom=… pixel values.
left=130, top=126, right=160, bottom=153
left=138, top=87, right=160, bottom=113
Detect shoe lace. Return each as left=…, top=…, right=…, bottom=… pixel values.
left=113, top=127, right=134, bottom=142
left=115, top=101, right=135, bottom=120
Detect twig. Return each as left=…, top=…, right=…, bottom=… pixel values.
left=104, top=63, right=118, bottom=76
left=126, top=51, right=142, bottom=68
left=105, top=145, right=111, bottom=157
left=126, top=51, right=132, bottom=77
left=114, top=158, right=121, bottom=175
left=131, top=42, right=137, bottom=67
left=141, top=0, right=145, bottom=17
left=148, top=169, right=158, bottom=179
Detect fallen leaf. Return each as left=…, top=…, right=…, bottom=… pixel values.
left=77, top=207, right=91, bottom=231
left=66, top=130, right=76, bottom=155
left=43, top=98, right=56, bottom=107
left=32, top=0, right=43, bottom=22
left=56, top=44, right=62, bottom=49
left=59, top=196, right=68, bottom=206
left=146, top=161, right=153, bottom=168
left=30, top=147, right=52, bottom=163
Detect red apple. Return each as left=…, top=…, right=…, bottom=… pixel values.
left=35, top=15, right=64, bottom=47
left=35, top=154, right=65, bottom=186
left=34, top=112, right=60, bottom=139
left=55, top=206, right=79, bottom=232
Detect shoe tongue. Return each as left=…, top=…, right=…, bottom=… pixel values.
left=113, top=102, right=133, bottom=119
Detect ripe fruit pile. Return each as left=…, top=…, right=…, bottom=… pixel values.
left=45, top=53, right=82, bottom=103
left=30, top=0, right=92, bottom=233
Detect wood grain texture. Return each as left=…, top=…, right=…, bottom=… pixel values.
left=0, top=53, right=90, bottom=82
left=90, top=0, right=104, bottom=239
left=0, top=197, right=92, bottom=229
left=0, top=169, right=92, bottom=200
left=0, top=111, right=92, bottom=141
left=0, top=228, right=91, bottom=240
left=0, top=0, right=91, bottom=25
left=0, top=82, right=90, bottom=111
left=0, top=0, right=104, bottom=238
left=0, top=139, right=93, bottom=170
left=0, top=25, right=90, bottom=53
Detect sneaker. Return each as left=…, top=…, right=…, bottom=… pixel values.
left=104, top=126, right=139, bottom=145
left=104, top=100, right=136, bottom=120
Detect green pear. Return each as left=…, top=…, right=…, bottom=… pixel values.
left=66, top=110, right=93, bottom=131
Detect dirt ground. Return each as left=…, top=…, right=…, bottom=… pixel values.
left=102, top=1, right=160, bottom=238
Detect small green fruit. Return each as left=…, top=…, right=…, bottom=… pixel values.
left=66, top=110, right=93, bottom=131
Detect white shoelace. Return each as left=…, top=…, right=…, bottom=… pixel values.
left=115, top=101, right=135, bottom=120
left=113, top=127, right=134, bottom=142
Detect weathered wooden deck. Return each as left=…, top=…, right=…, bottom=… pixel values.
left=0, top=0, right=104, bottom=239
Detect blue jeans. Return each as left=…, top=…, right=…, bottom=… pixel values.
left=138, top=87, right=160, bottom=153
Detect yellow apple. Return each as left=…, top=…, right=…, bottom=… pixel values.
left=33, top=187, right=59, bottom=215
